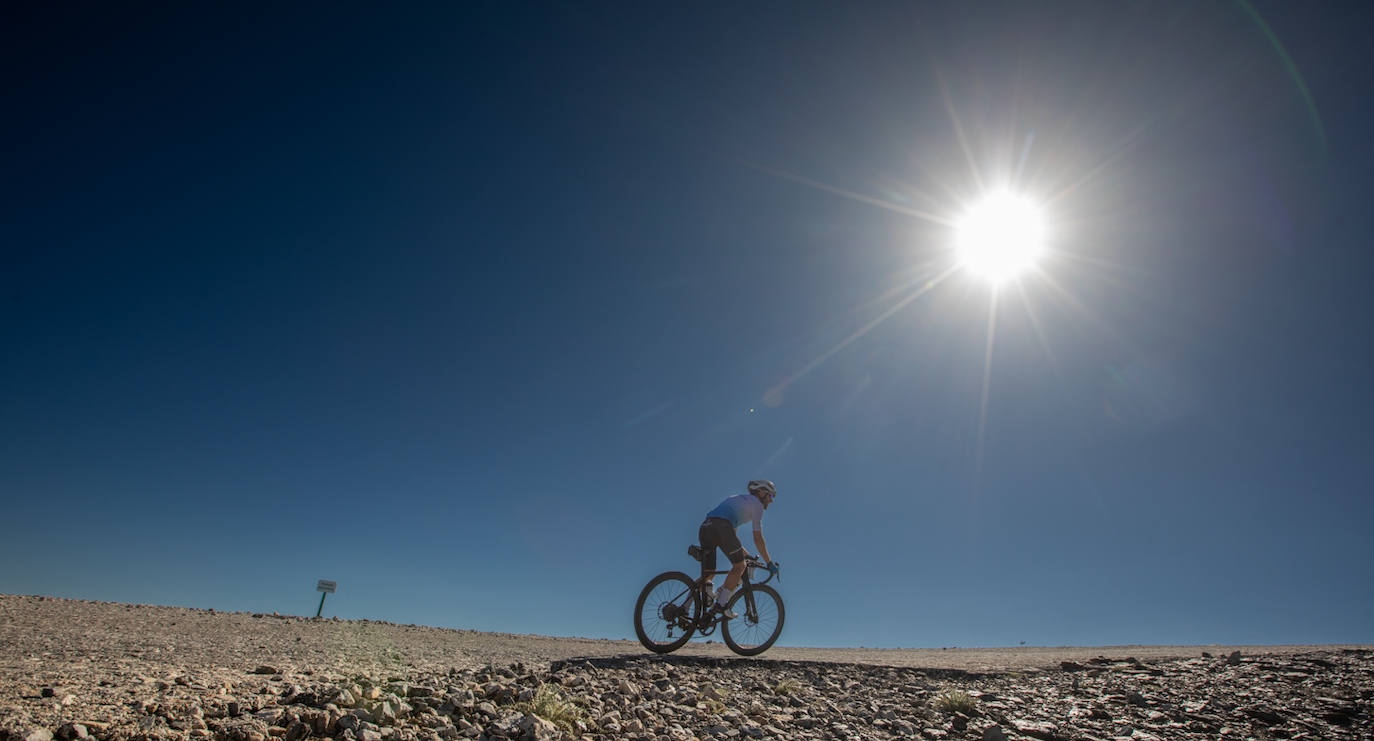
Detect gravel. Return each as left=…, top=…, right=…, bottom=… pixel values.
left=3, top=594, right=1370, bottom=740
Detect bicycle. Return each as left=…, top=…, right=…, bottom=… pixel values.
left=633, top=544, right=785, bottom=656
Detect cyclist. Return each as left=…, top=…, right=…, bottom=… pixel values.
left=699, top=480, right=779, bottom=619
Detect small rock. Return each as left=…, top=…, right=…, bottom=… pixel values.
left=517, top=714, right=561, bottom=741
left=1226, top=651, right=1241, bottom=666
left=377, top=701, right=399, bottom=725
left=252, top=665, right=280, bottom=675
left=1012, top=720, right=1060, bottom=740
left=24, top=730, right=54, bottom=741
left=1243, top=707, right=1285, bottom=725
left=982, top=726, right=1008, bottom=741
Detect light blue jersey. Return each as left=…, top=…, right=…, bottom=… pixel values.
left=706, top=494, right=764, bottom=533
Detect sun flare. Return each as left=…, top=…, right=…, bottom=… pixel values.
left=955, top=191, right=1045, bottom=284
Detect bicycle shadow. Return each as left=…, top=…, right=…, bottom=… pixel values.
left=550, top=653, right=993, bottom=679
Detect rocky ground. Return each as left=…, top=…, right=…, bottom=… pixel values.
left=3, top=595, right=1370, bottom=741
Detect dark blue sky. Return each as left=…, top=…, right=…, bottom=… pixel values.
left=4, top=2, right=1372, bottom=647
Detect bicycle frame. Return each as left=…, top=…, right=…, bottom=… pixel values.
left=695, top=559, right=777, bottom=589
left=690, top=554, right=777, bottom=628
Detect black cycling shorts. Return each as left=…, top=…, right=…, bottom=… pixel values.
left=698, top=517, right=746, bottom=573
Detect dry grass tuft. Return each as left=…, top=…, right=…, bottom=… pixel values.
left=514, top=684, right=586, bottom=733
left=932, top=688, right=977, bottom=714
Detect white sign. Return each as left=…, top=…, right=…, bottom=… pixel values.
left=316, top=580, right=337, bottom=593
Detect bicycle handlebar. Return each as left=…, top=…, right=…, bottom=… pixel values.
left=744, top=556, right=780, bottom=583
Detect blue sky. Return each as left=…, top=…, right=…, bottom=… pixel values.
left=4, top=2, right=1372, bottom=648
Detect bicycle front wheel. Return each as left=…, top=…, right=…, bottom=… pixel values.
left=722, top=584, right=784, bottom=656
left=633, top=571, right=699, bottom=654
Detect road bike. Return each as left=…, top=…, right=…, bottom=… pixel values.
left=633, top=545, right=784, bottom=656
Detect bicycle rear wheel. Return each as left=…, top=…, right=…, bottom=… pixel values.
left=721, top=584, right=784, bottom=656
left=633, top=571, right=699, bottom=654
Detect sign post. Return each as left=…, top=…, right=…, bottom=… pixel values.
left=315, top=579, right=337, bottom=617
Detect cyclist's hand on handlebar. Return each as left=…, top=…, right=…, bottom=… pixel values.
left=767, top=561, right=780, bottom=577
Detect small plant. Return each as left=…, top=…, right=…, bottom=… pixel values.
left=774, top=679, right=801, bottom=697
left=931, top=689, right=977, bottom=714
left=702, top=698, right=727, bottom=715
left=514, top=684, right=586, bottom=734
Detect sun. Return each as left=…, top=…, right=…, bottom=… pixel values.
left=955, top=191, right=1045, bottom=284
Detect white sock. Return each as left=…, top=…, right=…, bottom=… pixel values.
left=715, top=587, right=734, bottom=607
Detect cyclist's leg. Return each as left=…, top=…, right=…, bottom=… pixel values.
left=697, top=520, right=719, bottom=586
left=716, top=528, right=748, bottom=605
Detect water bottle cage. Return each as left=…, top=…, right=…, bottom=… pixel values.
left=687, top=544, right=704, bottom=562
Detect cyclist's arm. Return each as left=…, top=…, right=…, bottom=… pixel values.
left=752, top=530, right=772, bottom=564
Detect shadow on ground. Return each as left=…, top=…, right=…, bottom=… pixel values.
left=551, top=653, right=1004, bottom=680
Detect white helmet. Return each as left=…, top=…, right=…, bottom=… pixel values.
left=748, top=479, right=777, bottom=502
